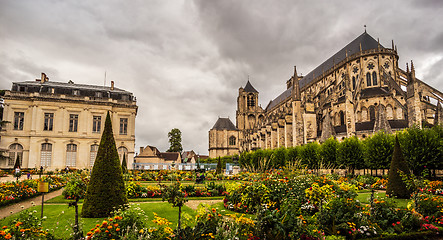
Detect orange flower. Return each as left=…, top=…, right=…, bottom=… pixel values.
left=0, top=231, right=5, bottom=236
left=116, top=228, right=120, bottom=232
left=107, top=226, right=112, bottom=229
left=2, top=226, right=6, bottom=229
left=114, top=223, right=118, bottom=227
left=20, top=229, right=25, bottom=232
left=15, top=222, right=22, bottom=227
left=4, top=233, right=11, bottom=239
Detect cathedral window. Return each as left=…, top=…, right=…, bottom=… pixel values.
left=229, top=136, right=236, bottom=145
left=352, top=76, right=356, bottom=90
left=372, top=72, right=378, bottom=86
left=367, top=63, right=375, bottom=70
left=384, top=62, right=390, bottom=69
left=366, top=73, right=372, bottom=86
left=339, top=111, right=345, bottom=126
left=353, top=67, right=358, bottom=74
left=369, top=106, right=376, bottom=121
left=247, top=95, right=255, bottom=107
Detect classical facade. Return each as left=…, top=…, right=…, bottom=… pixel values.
left=210, top=31, right=443, bottom=157
left=0, top=73, right=138, bottom=170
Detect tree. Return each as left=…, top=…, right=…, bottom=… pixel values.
left=167, top=128, right=183, bottom=153
left=216, top=157, right=222, bottom=175
left=386, top=136, right=411, bottom=199
left=121, top=154, right=128, bottom=174
left=82, top=112, right=128, bottom=218
left=160, top=181, right=188, bottom=234
left=320, top=137, right=339, bottom=168
left=337, top=136, right=364, bottom=175
left=363, top=131, right=394, bottom=175
left=300, top=142, right=320, bottom=171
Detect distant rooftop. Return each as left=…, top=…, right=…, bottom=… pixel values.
left=243, top=80, right=258, bottom=93
left=211, top=117, right=237, bottom=130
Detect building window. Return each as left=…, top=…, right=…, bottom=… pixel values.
left=90, top=144, right=99, bottom=167
left=247, top=95, right=255, bottom=107
left=367, top=63, right=375, bottom=70
left=73, top=90, right=80, bottom=96
left=119, top=118, right=128, bottom=135
left=118, top=146, right=128, bottom=162
left=372, top=72, right=378, bottom=85
left=352, top=76, right=356, bottom=90
left=69, top=114, right=78, bottom=132
left=8, top=143, right=23, bottom=166
left=369, top=106, right=376, bottom=121
left=366, top=73, right=372, bottom=87
left=40, top=143, right=52, bottom=167
left=339, top=111, right=345, bottom=126
left=44, top=113, right=54, bottom=131
left=66, top=144, right=77, bottom=167
left=95, top=92, right=102, bottom=98
left=229, top=136, right=236, bottom=145
left=92, top=116, right=101, bottom=133
left=13, top=112, right=24, bottom=130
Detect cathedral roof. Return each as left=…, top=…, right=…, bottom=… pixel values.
left=299, top=31, right=383, bottom=89
left=211, top=117, right=237, bottom=130
left=265, top=32, right=383, bottom=111
left=243, top=81, right=258, bottom=93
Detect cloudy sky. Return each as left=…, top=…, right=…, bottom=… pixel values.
left=1, top=0, right=442, bottom=154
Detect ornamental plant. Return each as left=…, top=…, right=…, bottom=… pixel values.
left=82, top=112, right=128, bottom=218
left=160, top=181, right=188, bottom=233
left=386, top=136, right=411, bottom=199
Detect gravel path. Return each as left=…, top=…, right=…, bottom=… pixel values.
left=185, top=199, right=223, bottom=210
left=0, top=188, right=64, bottom=219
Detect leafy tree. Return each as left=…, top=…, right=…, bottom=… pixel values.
left=386, top=136, right=411, bottom=199
left=167, top=128, right=183, bottom=153
left=363, top=131, right=394, bottom=175
left=82, top=112, right=128, bottom=218
left=63, top=175, right=87, bottom=239
left=160, top=181, right=188, bottom=234
left=299, top=142, right=320, bottom=170
left=319, top=137, right=339, bottom=167
left=272, top=147, right=287, bottom=168
left=337, top=136, right=364, bottom=175
left=398, top=126, right=442, bottom=176
left=286, top=147, right=299, bottom=163
left=121, top=154, right=128, bottom=174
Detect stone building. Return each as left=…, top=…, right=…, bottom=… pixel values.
left=209, top=31, right=443, bottom=158
left=0, top=73, right=137, bottom=170
left=134, top=145, right=181, bottom=170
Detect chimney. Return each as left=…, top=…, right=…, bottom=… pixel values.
left=41, top=73, right=48, bottom=83
left=139, top=147, right=144, bottom=154
left=111, top=81, right=114, bottom=90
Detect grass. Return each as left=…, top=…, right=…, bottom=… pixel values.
left=0, top=202, right=197, bottom=239
left=46, top=195, right=224, bottom=204
left=356, top=191, right=411, bottom=209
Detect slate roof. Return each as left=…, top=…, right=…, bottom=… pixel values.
left=266, top=32, right=383, bottom=111
left=13, top=80, right=132, bottom=94
left=360, top=87, right=390, bottom=99
left=244, top=81, right=258, bottom=93
left=211, top=117, right=237, bottom=130
left=159, top=152, right=180, bottom=161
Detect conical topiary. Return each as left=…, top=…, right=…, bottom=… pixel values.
left=386, top=136, right=411, bottom=199
left=13, top=155, right=21, bottom=169
left=121, top=154, right=128, bottom=174
left=82, top=112, right=128, bottom=218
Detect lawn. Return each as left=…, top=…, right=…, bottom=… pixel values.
left=356, top=190, right=411, bottom=209
left=0, top=202, right=197, bottom=239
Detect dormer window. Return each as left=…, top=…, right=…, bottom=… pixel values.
left=95, top=92, right=103, bottom=98
left=48, top=88, right=55, bottom=94
left=73, top=90, right=80, bottom=96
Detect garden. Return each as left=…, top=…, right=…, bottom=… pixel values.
left=0, top=122, right=441, bottom=239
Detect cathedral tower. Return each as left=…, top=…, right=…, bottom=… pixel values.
left=236, top=81, right=260, bottom=131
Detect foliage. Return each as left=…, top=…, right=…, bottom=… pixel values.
left=62, top=174, right=88, bottom=200
left=82, top=112, right=128, bottom=218
left=337, top=136, right=364, bottom=173
left=2, top=209, right=55, bottom=240
left=121, top=154, right=127, bottom=174
left=167, top=128, right=183, bottom=153
left=299, top=142, right=320, bottom=170
left=320, top=137, right=339, bottom=167
left=364, top=131, right=394, bottom=170
left=215, top=157, right=222, bottom=175
left=398, top=126, right=442, bottom=176
left=386, top=137, right=411, bottom=199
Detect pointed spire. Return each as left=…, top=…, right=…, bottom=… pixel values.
left=391, top=39, right=394, bottom=50
left=411, top=60, right=415, bottom=78
left=406, top=63, right=409, bottom=73
left=373, top=104, right=392, bottom=134
left=359, top=42, right=362, bottom=52
left=377, top=38, right=380, bottom=50
left=244, top=80, right=258, bottom=93
left=292, top=65, right=301, bottom=101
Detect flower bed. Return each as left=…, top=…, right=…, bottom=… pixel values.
left=0, top=176, right=67, bottom=207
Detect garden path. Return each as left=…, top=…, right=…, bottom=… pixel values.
left=185, top=199, right=223, bottom=210
left=0, top=188, right=64, bottom=219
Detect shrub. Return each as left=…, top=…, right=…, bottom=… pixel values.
left=337, top=136, right=364, bottom=174
left=82, top=112, right=128, bottom=218
left=364, top=131, right=394, bottom=170
left=386, top=136, right=411, bottom=199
